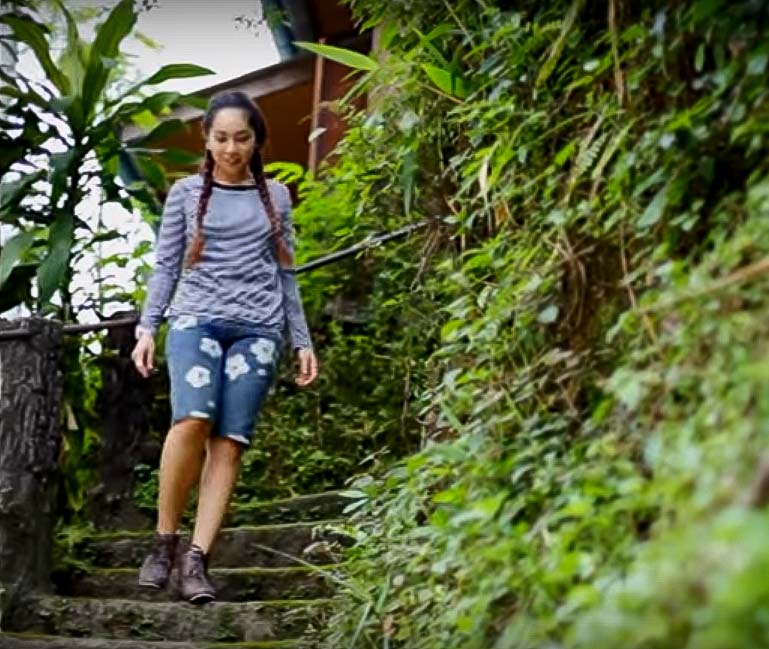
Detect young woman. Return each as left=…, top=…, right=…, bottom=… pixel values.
left=131, top=90, right=318, bottom=604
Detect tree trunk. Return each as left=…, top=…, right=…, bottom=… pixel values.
left=0, top=317, right=63, bottom=621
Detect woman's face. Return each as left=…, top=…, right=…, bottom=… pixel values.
left=205, top=107, right=256, bottom=177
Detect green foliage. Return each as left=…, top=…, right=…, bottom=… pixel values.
left=266, top=0, right=769, bottom=647
left=296, top=41, right=379, bottom=71
left=0, top=0, right=213, bottom=315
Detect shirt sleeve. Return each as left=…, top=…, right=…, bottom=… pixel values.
left=139, top=180, right=187, bottom=335
left=276, top=183, right=313, bottom=351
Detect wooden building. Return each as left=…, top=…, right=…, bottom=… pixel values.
left=122, top=0, right=370, bottom=174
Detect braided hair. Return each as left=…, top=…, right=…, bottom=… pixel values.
left=184, top=91, right=293, bottom=269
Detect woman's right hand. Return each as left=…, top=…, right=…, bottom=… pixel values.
left=131, top=331, right=156, bottom=378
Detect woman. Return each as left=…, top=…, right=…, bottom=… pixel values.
left=131, top=90, right=318, bottom=605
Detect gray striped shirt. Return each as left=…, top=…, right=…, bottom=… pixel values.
left=139, top=174, right=312, bottom=350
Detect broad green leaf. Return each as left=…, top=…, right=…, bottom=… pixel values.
left=555, top=141, right=576, bottom=167
left=156, top=148, right=201, bottom=167
left=432, top=486, right=465, bottom=504
left=179, top=93, right=210, bottom=110
left=54, top=0, right=87, bottom=94
left=140, top=63, right=216, bottom=87
left=135, top=156, right=168, bottom=192
left=0, top=230, right=35, bottom=288
left=49, top=149, right=77, bottom=209
left=142, top=91, right=181, bottom=114
left=0, top=14, right=70, bottom=94
left=638, top=185, right=668, bottom=228
left=264, top=161, right=305, bottom=183
left=134, top=118, right=186, bottom=145
left=412, top=26, right=452, bottom=68
left=441, top=319, right=466, bottom=341
left=421, top=63, right=469, bottom=99
left=471, top=493, right=507, bottom=519
left=379, top=21, right=400, bottom=51
left=37, top=213, right=74, bottom=303
left=295, top=41, right=378, bottom=71
left=80, top=0, right=136, bottom=123
left=128, top=109, right=159, bottom=133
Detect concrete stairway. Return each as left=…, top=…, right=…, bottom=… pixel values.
left=0, top=492, right=352, bottom=649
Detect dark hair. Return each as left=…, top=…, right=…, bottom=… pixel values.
left=184, top=90, right=292, bottom=269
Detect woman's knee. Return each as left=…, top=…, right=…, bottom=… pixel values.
left=207, top=436, right=244, bottom=465
left=170, top=416, right=213, bottom=438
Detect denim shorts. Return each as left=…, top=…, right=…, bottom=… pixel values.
left=165, top=314, right=283, bottom=446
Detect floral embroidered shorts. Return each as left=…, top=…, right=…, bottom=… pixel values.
left=165, top=314, right=283, bottom=446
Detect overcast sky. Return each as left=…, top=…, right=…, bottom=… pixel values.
left=127, top=0, right=280, bottom=94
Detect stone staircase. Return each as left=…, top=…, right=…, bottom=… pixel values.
left=0, top=491, right=352, bottom=649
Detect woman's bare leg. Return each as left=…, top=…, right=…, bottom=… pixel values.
left=156, top=417, right=212, bottom=534
left=190, top=437, right=243, bottom=553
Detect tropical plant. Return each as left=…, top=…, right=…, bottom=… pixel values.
left=0, top=0, right=212, bottom=318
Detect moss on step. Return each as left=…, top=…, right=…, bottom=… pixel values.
left=0, top=632, right=305, bottom=648
left=64, top=566, right=337, bottom=602
left=7, top=596, right=332, bottom=644
left=227, top=491, right=355, bottom=526
left=76, top=520, right=351, bottom=569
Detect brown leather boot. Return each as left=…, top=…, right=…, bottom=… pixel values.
left=179, top=543, right=216, bottom=604
left=138, top=532, right=179, bottom=589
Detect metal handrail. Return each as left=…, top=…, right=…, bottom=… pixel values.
left=0, top=218, right=433, bottom=342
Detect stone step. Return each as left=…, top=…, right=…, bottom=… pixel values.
left=226, top=491, right=355, bottom=527
left=78, top=521, right=351, bottom=569
left=0, top=633, right=302, bottom=648
left=115, top=491, right=356, bottom=532
left=7, top=596, right=330, bottom=644
left=59, top=566, right=335, bottom=602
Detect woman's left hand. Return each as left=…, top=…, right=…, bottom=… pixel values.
left=295, top=347, right=318, bottom=386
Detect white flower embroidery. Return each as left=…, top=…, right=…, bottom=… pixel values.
left=199, top=337, right=222, bottom=358
left=172, top=314, right=198, bottom=330
left=189, top=410, right=210, bottom=419
left=250, top=338, right=276, bottom=365
left=257, top=368, right=267, bottom=376
left=225, top=354, right=250, bottom=381
left=185, top=365, right=211, bottom=389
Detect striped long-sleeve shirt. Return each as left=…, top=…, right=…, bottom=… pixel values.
left=139, top=174, right=313, bottom=350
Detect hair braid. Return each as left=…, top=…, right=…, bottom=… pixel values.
left=185, top=149, right=214, bottom=268
left=250, top=150, right=293, bottom=269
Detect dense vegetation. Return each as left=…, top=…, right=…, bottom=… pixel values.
left=271, top=1, right=769, bottom=647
